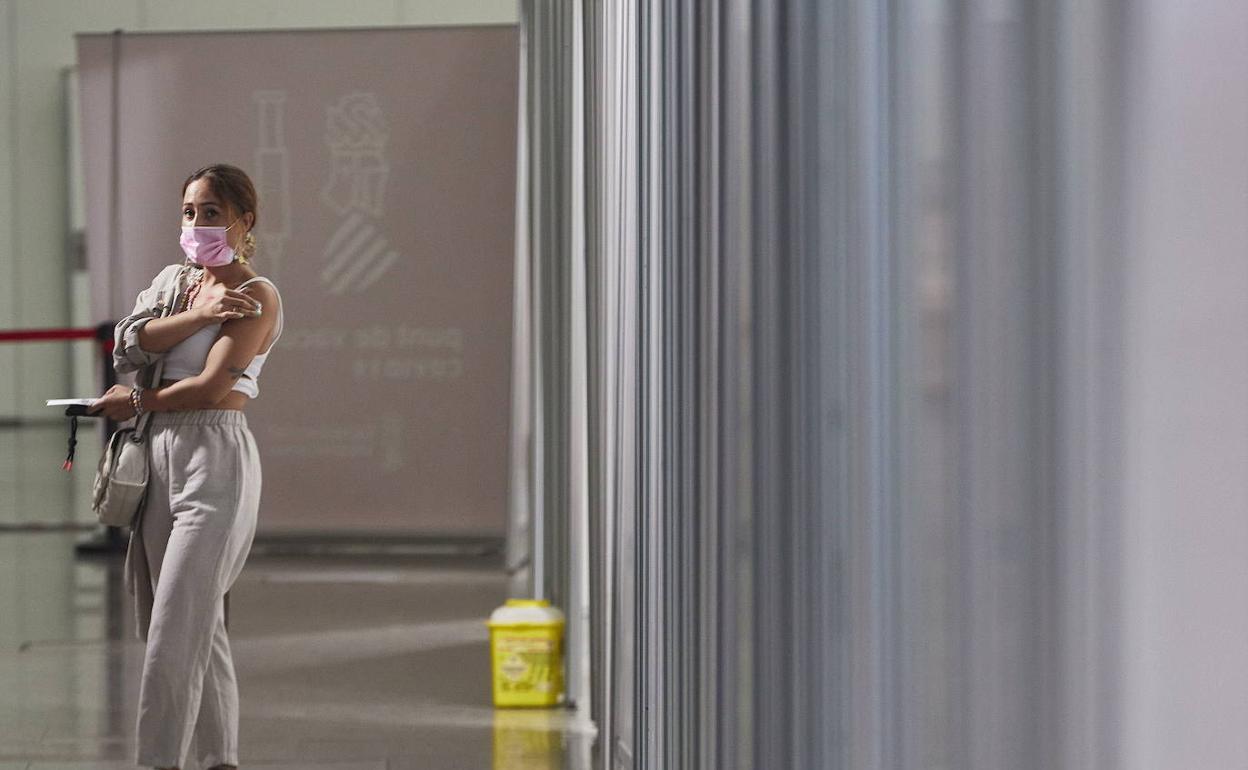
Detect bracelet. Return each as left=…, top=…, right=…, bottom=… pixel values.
left=130, top=386, right=144, bottom=419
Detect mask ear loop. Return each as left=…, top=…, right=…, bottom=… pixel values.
left=223, top=219, right=243, bottom=264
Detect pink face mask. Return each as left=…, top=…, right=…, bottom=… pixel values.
left=179, top=221, right=238, bottom=267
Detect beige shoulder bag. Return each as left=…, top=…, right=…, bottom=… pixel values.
left=92, top=265, right=189, bottom=527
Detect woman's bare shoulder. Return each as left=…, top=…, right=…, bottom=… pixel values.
left=239, top=279, right=280, bottom=306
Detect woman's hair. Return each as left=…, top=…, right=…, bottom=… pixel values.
left=182, top=164, right=258, bottom=228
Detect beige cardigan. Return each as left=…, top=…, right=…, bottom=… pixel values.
left=113, top=263, right=201, bottom=641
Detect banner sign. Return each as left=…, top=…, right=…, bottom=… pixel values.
left=77, top=27, right=519, bottom=535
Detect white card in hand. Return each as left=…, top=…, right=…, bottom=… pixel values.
left=47, top=398, right=96, bottom=407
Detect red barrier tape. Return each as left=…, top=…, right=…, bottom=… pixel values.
left=0, top=328, right=112, bottom=351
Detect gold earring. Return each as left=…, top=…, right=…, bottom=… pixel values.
left=238, top=232, right=257, bottom=264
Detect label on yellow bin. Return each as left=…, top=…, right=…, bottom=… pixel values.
left=488, top=599, right=565, bottom=708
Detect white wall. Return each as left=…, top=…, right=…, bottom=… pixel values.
left=1120, top=1, right=1248, bottom=766
left=0, top=0, right=517, bottom=420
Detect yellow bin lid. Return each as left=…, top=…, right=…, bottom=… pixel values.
left=487, top=598, right=566, bottom=628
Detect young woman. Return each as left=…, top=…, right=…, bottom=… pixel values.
left=90, top=164, right=284, bottom=770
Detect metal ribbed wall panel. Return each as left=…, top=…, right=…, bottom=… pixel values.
left=512, top=2, right=1130, bottom=768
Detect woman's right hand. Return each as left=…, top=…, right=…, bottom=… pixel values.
left=196, top=288, right=263, bottom=324
left=87, top=384, right=138, bottom=421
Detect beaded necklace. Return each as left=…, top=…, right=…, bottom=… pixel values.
left=181, top=268, right=206, bottom=313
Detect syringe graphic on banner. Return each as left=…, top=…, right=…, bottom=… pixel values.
left=253, top=91, right=291, bottom=283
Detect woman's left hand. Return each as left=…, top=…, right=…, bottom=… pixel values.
left=87, top=384, right=138, bottom=421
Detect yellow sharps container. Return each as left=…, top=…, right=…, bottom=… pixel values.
left=487, top=599, right=565, bottom=708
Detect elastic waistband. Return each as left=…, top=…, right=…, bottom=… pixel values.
left=150, top=409, right=248, bottom=428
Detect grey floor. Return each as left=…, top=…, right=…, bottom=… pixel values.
left=0, top=530, right=594, bottom=769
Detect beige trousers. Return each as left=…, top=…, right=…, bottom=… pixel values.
left=136, top=410, right=260, bottom=769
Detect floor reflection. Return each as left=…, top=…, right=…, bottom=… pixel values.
left=0, top=534, right=593, bottom=768
left=493, top=709, right=595, bottom=770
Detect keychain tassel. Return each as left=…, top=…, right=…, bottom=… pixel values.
left=62, top=414, right=78, bottom=471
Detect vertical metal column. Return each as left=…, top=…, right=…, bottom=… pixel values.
left=515, top=2, right=1133, bottom=769
left=513, top=0, right=596, bottom=719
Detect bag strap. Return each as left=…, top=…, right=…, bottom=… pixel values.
left=132, top=265, right=194, bottom=442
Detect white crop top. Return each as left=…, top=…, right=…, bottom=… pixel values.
left=160, top=277, right=283, bottom=398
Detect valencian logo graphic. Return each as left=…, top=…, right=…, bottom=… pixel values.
left=320, top=93, right=400, bottom=295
